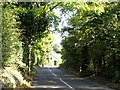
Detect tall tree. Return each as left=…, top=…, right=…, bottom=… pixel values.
left=61, top=2, right=120, bottom=80
left=18, top=2, right=61, bottom=72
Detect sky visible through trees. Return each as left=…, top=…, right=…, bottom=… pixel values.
left=0, top=1, right=120, bottom=89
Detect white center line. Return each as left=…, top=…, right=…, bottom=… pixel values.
left=48, top=68, right=52, bottom=72
left=59, top=78, right=75, bottom=90
left=52, top=72, right=57, bottom=77
left=48, top=67, right=75, bottom=90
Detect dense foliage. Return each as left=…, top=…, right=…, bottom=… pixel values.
left=0, top=1, right=120, bottom=88
left=61, top=2, right=120, bottom=82
left=0, top=3, right=29, bottom=88
left=0, top=2, right=60, bottom=88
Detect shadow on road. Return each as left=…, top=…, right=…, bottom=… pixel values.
left=31, top=67, right=115, bottom=90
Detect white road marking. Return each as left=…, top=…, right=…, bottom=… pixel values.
left=52, top=73, right=57, bottom=77
left=48, top=68, right=52, bottom=72
left=48, top=67, right=75, bottom=90
left=59, top=78, right=75, bottom=90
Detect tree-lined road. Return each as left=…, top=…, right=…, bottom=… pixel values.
left=32, top=67, right=114, bottom=90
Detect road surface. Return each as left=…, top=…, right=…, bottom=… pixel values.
left=32, top=67, right=114, bottom=90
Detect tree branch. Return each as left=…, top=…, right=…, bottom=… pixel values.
left=50, top=2, right=62, bottom=11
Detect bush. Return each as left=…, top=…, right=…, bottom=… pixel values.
left=114, top=71, right=120, bottom=83
left=0, top=67, right=30, bottom=88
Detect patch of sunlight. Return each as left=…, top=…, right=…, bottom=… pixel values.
left=32, top=85, right=65, bottom=88
left=69, top=77, right=84, bottom=80
left=63, top=75, right=74, bottom=77
left=78, top=86, right=114, bottom=90
left=47, top=80, right=56, bottom=84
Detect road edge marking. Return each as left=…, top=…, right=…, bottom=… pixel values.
left=48, top=67, right=75, bottom=90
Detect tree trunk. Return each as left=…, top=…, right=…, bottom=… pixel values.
left=30, top=48, right=35, bottom=71
left=23, top=41, right=30, bottom=74
left=81, top=45, right=88, bottom=71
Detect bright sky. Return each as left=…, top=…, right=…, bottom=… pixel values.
left=52, top=9, right=63, bottom=47
left=53, top=33, right=62, bottom=44
left=49, top=8, right=73, bottom=50
left=52, top=8, right=69, bottom=47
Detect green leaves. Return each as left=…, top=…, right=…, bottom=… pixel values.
left=61, top=2, right=120, bottom=80
left=0, top=67, right=30, bottom=88
left=2, top=3, right=21, bottom=67
left=1, top=2, right=72, bottom=88
left=33, top=30, right=54, bottom=65
left=1, top=3, right=29, bottom=88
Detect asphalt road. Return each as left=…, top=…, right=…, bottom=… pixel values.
left=32, top=67, right=115, bottom=90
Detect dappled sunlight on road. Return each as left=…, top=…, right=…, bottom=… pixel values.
left=32, top=67, right=115, bottom=90
left=32, top=85, right=65, bottom=88
left=43, top=65, right=59, bottom=68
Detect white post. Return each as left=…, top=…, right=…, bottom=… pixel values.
left=79, top=67, right=82, bottom=72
